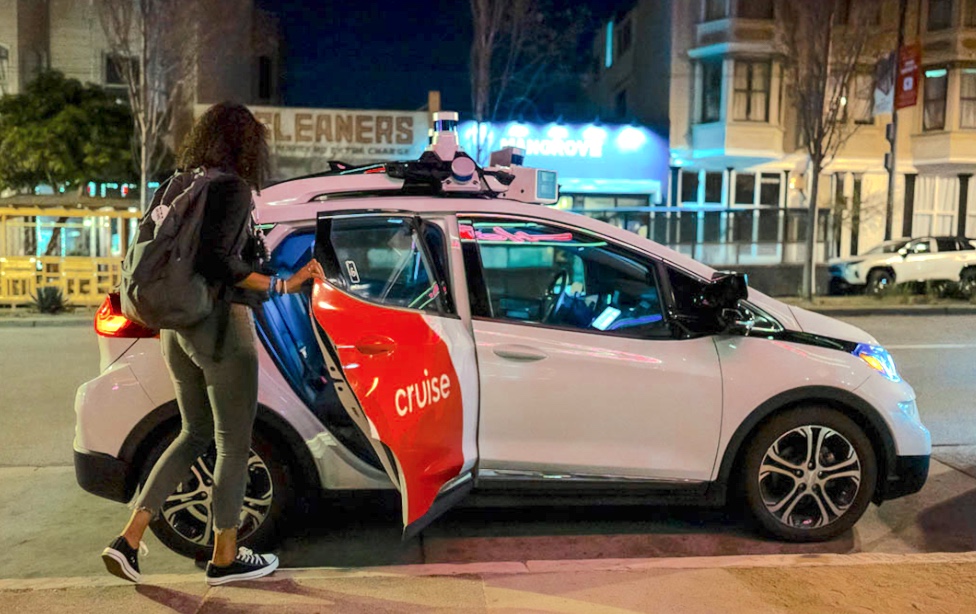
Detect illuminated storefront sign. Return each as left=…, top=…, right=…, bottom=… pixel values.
left=458, top=121, right=668, bottom=195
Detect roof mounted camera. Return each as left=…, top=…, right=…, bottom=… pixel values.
left=386, top=111, right=559, bottom=205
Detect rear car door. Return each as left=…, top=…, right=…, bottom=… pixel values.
left=310, top=212, right=478, bottom=537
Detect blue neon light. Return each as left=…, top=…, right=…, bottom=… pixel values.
left=605, top=21, right=614, bottom=68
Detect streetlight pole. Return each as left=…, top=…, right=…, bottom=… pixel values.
left=885, top=0, right=908, bottom=241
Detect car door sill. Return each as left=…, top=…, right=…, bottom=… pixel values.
left=475, top=468, right=708, bottom=493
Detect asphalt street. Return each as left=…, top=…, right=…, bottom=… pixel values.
left=0, top=314, right=975, bottom=580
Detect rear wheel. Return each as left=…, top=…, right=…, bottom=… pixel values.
left=866, top=269, right=894, bottom=295
left=960, top=269, right=976, bottom=299
left=741, top=407, right=877, bottom=542
left=139, top=425, right=293, bottom=560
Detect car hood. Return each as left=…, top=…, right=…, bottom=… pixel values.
left=748, top=290, right=879, bottom=345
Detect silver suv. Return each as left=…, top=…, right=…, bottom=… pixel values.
left=828, top=236, right=976, bottom=295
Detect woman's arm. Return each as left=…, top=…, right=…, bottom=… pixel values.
left=235, top=259, right=326, bottom=294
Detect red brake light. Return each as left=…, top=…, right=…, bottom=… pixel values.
left=94, top=293, right=157, bottom=338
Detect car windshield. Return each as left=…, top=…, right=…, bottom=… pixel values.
left=865, top=240, right=910, bottom=254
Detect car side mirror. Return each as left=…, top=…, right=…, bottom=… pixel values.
left=701, top=271, right=749, bottom=310
left=898, top=247, right=909, bottom=257
left=721, top=307, right=755, bottom=335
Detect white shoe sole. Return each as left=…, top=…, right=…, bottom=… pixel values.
left=101, top=548, right=141, bottom=583
left=206, top=556, right=279, bottom=586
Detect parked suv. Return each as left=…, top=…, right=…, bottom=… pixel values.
left=74, top=125, right=931, bottom=559
left=828, top=236, right=976, bottom=295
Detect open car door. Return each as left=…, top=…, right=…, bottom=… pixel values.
left=310, top=212, right=478, bottom=538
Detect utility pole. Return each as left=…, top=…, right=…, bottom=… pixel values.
left=884, top=0, right=908, bottom=241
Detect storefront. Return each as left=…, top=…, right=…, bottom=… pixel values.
left=457, top=121, right=669, bottom=231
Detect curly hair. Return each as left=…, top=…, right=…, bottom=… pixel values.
left=178, top=102, right=270, bottom=191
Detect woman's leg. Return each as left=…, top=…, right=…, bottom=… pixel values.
left=123, top=329, right=215, bottom=547
left=198, top=306, right=259, bottom=566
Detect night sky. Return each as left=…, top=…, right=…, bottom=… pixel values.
left=256, top=0, right=633, bottom=113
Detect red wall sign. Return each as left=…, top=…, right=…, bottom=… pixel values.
left=896, top=44, right=921, bottom=110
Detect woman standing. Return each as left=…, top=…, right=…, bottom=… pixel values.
left=101, top=102, right=324, bottom=585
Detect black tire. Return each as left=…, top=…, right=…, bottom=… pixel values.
left=740, top=406, right=877, bottom=542
left=139, top=425, right=293, bottom=560
left=961, top=269, right=976, bottom=299
left=866, top=269, right=894, bottom=295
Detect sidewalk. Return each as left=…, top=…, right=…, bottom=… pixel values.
left=0, top=310, right=95, bottom=328
left=3, top=552, right=976, bottom=613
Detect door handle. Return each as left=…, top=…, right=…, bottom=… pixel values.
left=355, top=335, right=397, bottom=355
left=493, top=344, right=548, bottom=362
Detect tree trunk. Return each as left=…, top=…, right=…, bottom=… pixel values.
left=802, top=160, right=822, bottom=300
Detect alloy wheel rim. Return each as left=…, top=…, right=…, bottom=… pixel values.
left=160, top=448, right=274, bottom=546
left=758, top=425, right=861, bottom=530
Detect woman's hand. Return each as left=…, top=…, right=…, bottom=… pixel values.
left=284, top=259, right=326, bottom=294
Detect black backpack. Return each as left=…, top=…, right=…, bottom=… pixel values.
left=120, top=167, right=232, bottom=329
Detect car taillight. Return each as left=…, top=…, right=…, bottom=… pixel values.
left=94, top=293, right=157, bottom=338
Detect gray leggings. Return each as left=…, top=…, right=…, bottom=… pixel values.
left=135, top=303, right=259, bottom=532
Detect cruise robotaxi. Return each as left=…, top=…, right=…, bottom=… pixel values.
left=75, top=113, right=931, bottom=559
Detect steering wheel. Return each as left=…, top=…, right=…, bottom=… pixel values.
left=542, top=269, right=570, bottom=322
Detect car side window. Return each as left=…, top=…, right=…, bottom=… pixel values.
left=936, top=238, right=958, bottom=252
left=460, top=217, right=668, bottom=339
left=909, top=239, right=933, bottom=254
left=327, top=216, right=447, bottom=314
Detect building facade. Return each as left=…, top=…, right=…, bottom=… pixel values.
left=590, top=0, right=976, bottom=272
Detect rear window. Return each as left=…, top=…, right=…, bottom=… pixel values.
left=936, top=238, right=958, bottom=252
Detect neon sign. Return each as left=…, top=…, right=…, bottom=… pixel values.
left=459, top=224, right=574, bottom=243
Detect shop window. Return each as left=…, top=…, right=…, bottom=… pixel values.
left=258, top=56, right=274, bottom=101
left=924, top=68, right=948, bottom=131
left=967, top=0, right=976, bottom=26
left=759, top=173, right=781, bottom=206
left=735, top=173, right=756, bottom=205
left=700, top=59, right=723, bottom=123
left=704, top=172, right=724, bottom=204
left=737, top=0, right=773, bottom=20
left=733, top=61, right=770, bottom=122
left=681, top=171, right=700, bottom=203
left=704, top=0, right=727, bottom=21
left=961, top=69, right=976, bottom=128
left=106, top=54, right=138, bottom=87
left=929, top=0, right=953, bottom=31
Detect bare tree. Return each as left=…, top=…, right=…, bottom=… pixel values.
left=469, top=0, right=590, bottom=162
left=777, top=0, right=887, bottom=299
left=95, top=0, right=231, bottom=210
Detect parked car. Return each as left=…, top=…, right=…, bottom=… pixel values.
left=828, top=236, right=976, bottom=295
left=74, top=128, right=931, bottom=559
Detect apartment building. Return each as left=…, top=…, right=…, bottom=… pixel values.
left=0, top=0, right=281, bottom=106
left=590, top=0, right=976, bottom=269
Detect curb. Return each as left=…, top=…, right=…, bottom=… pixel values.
left=0, top=316, right=93, bottom=328
left=4, top=551, right=976, bottom=592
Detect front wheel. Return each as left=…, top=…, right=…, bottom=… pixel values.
left=140, top=426, right=293, bottom=560
left=866, top=269, right=894, bottom=295
left=960, top=269, right=976, bottom=299
left=741, top=407, right=877, bottom=542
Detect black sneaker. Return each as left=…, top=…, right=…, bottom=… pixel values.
left=101, top=536, right=146, bottom=583
left=205, top=547, right=279, bottom=586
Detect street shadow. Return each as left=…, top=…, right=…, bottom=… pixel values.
left=274, top=491, right=856, bottom=568
left=135, top=584, right=205, bottom=613
left=915, top=487, right=976, bottom=552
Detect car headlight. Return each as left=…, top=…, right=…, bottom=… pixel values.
left=853, top=343, right=901, bottom=382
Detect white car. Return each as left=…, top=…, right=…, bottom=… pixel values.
left=74, top=127, right=931, bottom=559
left=828, top=236, right=976, bottom=295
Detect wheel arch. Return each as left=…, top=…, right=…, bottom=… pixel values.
left=713, top=386, right=896, bottom=506
left=867, top=266, right=896, bottom=282
left=117, top=401, right=321, bottom=502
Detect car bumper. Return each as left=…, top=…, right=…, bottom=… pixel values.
left=74, top=448, right=135, bottom=504
left=878, top=454, right=930, bottom=501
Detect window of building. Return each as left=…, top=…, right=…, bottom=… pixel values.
left=961, top=69, right=976, bottom=128
left=924, top=68, right=948, bottom=130
left=462, top=219, right=668, bottom=338
left=681, top=171, right=700, bottom=203
left=704, top=0, right=728, bottom=21
left=615, top=17, right=633, bottom=58
left=704, top=172, right=724, bottom=203
left=615, top=88, right=628, bottom=118
left=759, top=173, right=781, bottom=206
left=733, top=61, right=770, bottom=122
left=700, top=59, right=723, bottom=123
left=257, top=56, right=274, bottom=101
left=735, top=173, right=756, bottom=204
left=967, top=0, right=976, bottom=26
left=0, top=45, right=8, bottom=95
left=852, top=73, right=874, bottom=124
left=929, top=0, right=954, bottom=31
left=105, top=54, right=138, bottom=87
left=737, top=0, right=773, bottom=20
